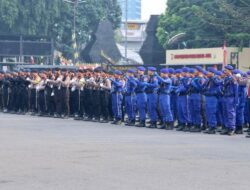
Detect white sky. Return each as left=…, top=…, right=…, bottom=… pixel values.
left=141, top=0, right=167, bottom=20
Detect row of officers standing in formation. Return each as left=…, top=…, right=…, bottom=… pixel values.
left=0, top=65, right=250, bottom=137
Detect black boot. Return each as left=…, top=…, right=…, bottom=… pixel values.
left=183, top=125, right=191, bottom=132
left=147, top=121, right=157, bottom=128
left=190, top=125, right=202, bottom=133
left=136, top=120, right=145, bottom=127
left=235, top=129, right=243, bottom=135
left=126, top=120, right=135, bottom=126
left=111, top=119, right=121, bottom=125
left=176, top=124, right=185, bottom=131
left=157, top=122, right=166, bottom=129
left=204, top=128, right=216, bottom=134
left=220, top=128, right=229, bottom=135
left=227, top=129, right=235, bottom=136
left=246, top=132, right=250, bottom=138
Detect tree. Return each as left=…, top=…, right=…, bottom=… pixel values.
left=0, top=0, right=122, bottom=58
left=157, top=0, right=250, bottom=49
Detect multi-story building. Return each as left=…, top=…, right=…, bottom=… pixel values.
left=118, top=0, right=141, bottom=21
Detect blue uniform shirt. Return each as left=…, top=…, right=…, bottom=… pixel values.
left=110, top=78, right=123, bottom=93
left=157, top=75, right=172, bottom=94
left=125, top=76, right=137, bottom=94
left=146, top=75, right=159, bottom=93
left=135, top=75, right=148, bottom=93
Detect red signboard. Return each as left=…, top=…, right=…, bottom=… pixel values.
left=173, top=53, right=212, bottom=59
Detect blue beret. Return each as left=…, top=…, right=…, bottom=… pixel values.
left=202, top=70, right=208, bottom=75
left=189, top=68, right=196, bottom=74
left=242, top=73, right=247, bottom=77
left=215, top=71, right=223, bottom=76
left=137, top=66, right=145, bottom=71
left=207, top=67, right=216, bottom=73
left=232, top=69, right=240, bottom=74
left=182, top=67, right=189, bottom=73
left=195, top=66, right=203, bottom=72
left=160, top=68, right=169, bottom=74
left=175, top=69, right=182, bottom=74
left=114, top=70, right=123, bottom=75
left=168, top=68, right=175, bottom=74
left=225, top=65, right=233, bottom=71
left=247, top=70, right=250, bottom=76
left=148, top=67, right=157, bottom=72
left=127, top=69, right=135, bottom=74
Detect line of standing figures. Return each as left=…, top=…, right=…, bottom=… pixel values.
left=0, top=65, right=250, bottom=137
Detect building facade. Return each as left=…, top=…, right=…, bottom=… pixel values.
left=118, top=0, right=141, bottom=21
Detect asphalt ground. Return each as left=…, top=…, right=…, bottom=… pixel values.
left=0, top=113, right=250, bottom=190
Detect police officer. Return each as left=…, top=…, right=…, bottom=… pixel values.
left=203, top=68, right=222, bottom=134
left=221, top=65, right=238, bottom=136
left=124, top=69, right=137, bottom=126
left=145, top=67, right=159, bottom=128
left=156, top=68, right=173, bottom=129
left=245, top=71, right=250, bottom=138
left=233, top=70, right=247, bottom=134
left=99, top=70, right=111, bottom=123
left=45, top=69, right=55, bottom=117
left=134, top=67, right=148, bottom=127
left=109, top=70, right=124, bottom=125
left=27, top=70, right=41, bottom=115
left=176, top=67, right=191, bottom=131
left=0, top=71, right=3, bottom=111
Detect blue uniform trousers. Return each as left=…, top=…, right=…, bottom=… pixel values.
left=125, top=94, right=136, bottom=121
left=112, top=92, right=123, bottom=120
left=223, top=97, right=236, bottom=130
left=189, top=93, right=202, bottom=126
left=136, top=93, right=147, bottom=121
left=171, top=93, right=178, bottom=121
left=159, top=94, right=173, bottom=123
left=147, top=93, right=158, bottom=123
left=177, top=95, right=189, bottom=125
left=217, top=97, right=224, bottom=127
left=236, top=96, right=246, bottom=129
left=205, top=96, right=218, bottom=129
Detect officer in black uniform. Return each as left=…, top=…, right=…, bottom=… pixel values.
left=45, top=69, right=55, bottom=117
left=0, top=71, right=4, bottom=111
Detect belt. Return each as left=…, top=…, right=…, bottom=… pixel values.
left=159, top=92, right=170, bottom=95
left=179, top=93, right=188, bottom=96
left=205, top=94, right=217, bottom=97
left=125, top=92, right=135, bottom=96
left=224, top=95, right=234, bottom=97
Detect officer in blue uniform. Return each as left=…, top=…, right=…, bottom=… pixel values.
left=134, top=67, right=148, bottom=127
left=124, top=69, right=137, bottom=126
left=176, top=67, right=191, bottom=131
left=145, top=67, right=159, bottom=128
left=246, top=71, right=250, bottom=138
left=189, top=68, right=205, bottom=132
left=221, top=65, right=238, bottom=135
left=109, top=70, right=124, bottom=125
left=156, top=68, right=173, bottom=129
left=203, top=68, right=223, bottom=134
left=169, top=68, right=178, bottom=124
left=234, top=70, right=247, bottom=134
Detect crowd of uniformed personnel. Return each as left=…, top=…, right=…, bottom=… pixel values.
left=0, top=65, right=250, bottom=137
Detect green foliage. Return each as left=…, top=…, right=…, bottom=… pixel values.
left=157, top=0, right=250, bottom=49
left=0, top=0, right=121, bottom=58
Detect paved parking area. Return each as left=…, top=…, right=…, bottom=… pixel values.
left=0, top=113, right=250, bottom=190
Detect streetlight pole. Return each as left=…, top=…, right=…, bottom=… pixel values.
left=63, top=0, right=86, bottom=65
left=125, top=0, right=128, bottom=63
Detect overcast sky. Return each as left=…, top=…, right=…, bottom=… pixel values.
left=141, top=0, right=167, bottom=20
